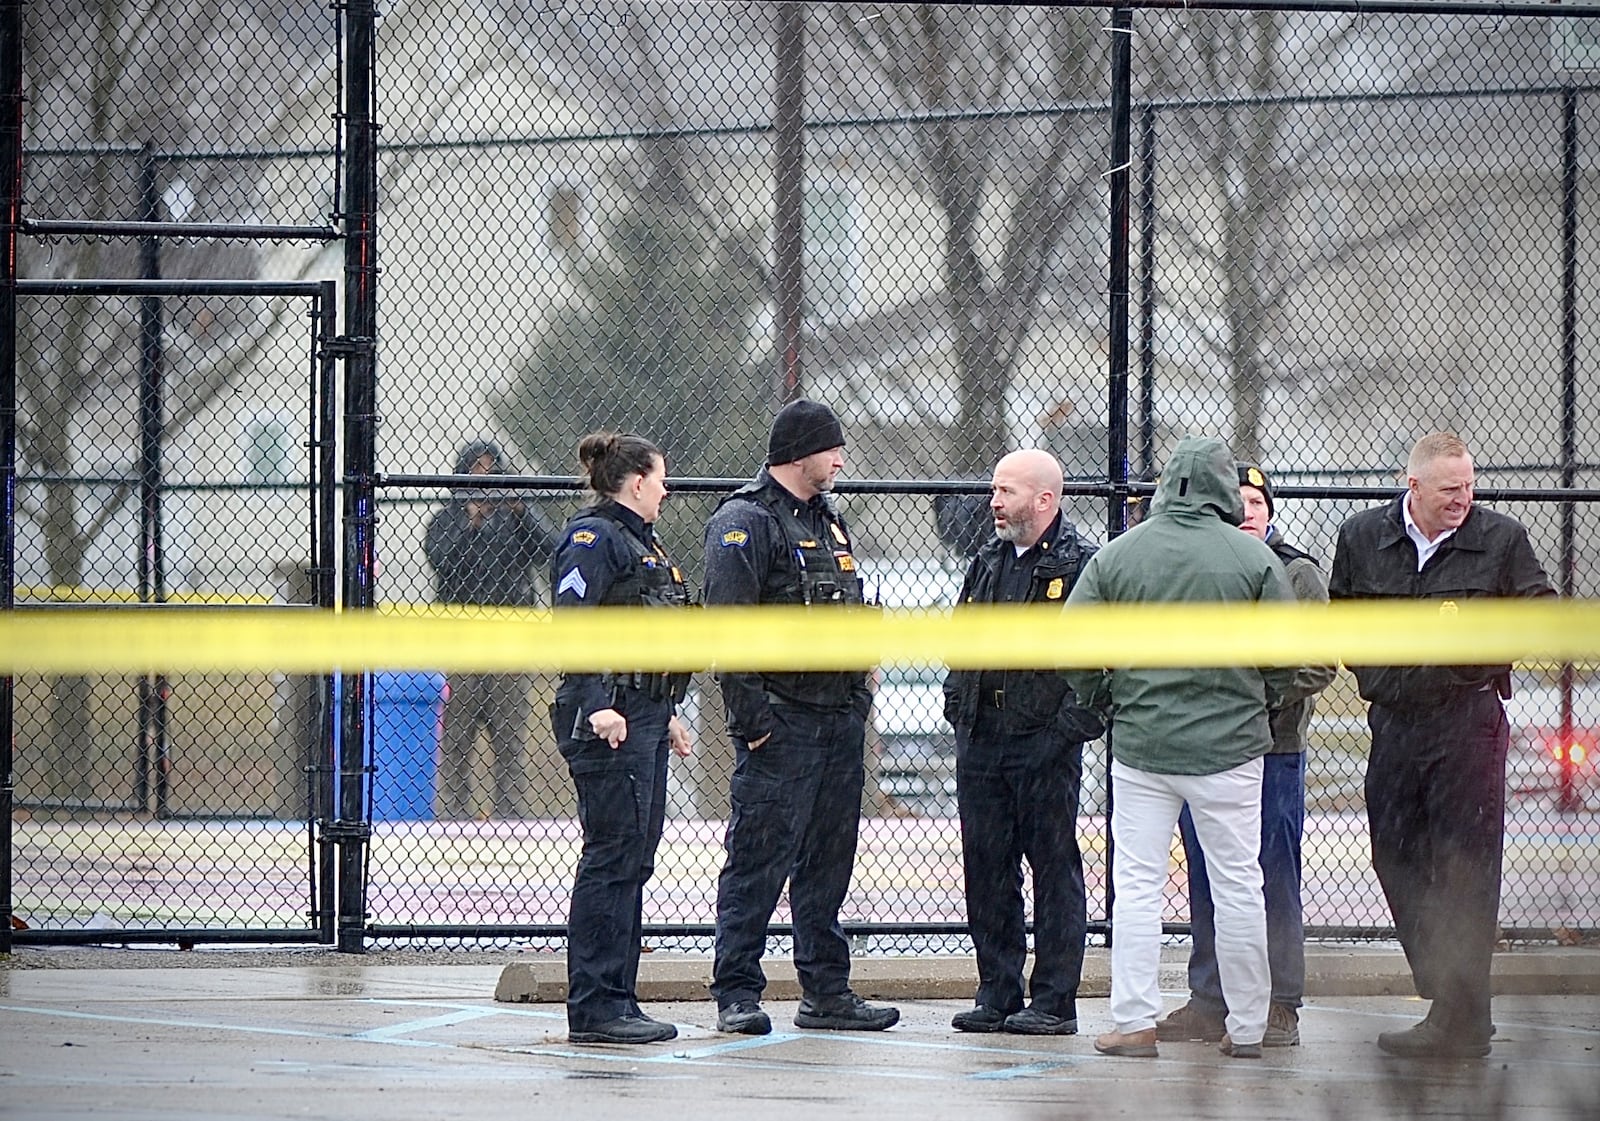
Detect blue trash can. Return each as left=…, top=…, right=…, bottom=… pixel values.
left=333, top=671, right=446, bottom=821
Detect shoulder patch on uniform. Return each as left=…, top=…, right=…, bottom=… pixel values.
left=558, top=567, right=588, bottom=598
left=721, top=529, right=749, bottom=547
left=569, top=530, right=598, bottom=547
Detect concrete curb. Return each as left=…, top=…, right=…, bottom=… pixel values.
left=494, top=944, right=1600, bottom=1003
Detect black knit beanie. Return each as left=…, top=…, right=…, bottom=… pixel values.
left=767, top=399, right=845, bottom=465
left=1237, top=461, right=1275, bottom=519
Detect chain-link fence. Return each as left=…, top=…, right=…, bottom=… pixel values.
left=7, top=2, right=1600, bottom=951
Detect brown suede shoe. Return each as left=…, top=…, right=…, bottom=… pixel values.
left=1155, top=1001, right=1226, bottom=1042
left=1094, top=1027, right=1159, bottom=1057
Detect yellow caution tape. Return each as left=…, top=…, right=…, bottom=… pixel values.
left=1, top=599, right=1597, bottom=674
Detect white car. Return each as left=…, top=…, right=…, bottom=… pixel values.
left=872, top=661, right=958, bottom=817
left=860, top=558, right=963, bottom=816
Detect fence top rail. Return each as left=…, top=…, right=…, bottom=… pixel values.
left=32, top=86, right=1600, bottom=167
left=1097, top=0, right=1600, bottom=16
left=16, top=279, right=332, bottom=298
left=374, top=474, right=1600, bottom=504
left=9, top=600, right=325, bottom=612
left=205, top=80, right=1600, bottom=161
left=23, top=219, right=341, bottom=243
left=27, top=143, right=337, bottom=163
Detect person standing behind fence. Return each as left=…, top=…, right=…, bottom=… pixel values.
left=424, top=440, right=560, bottom=818
left=549, top=431, right=695, bottom=1046
left=1065, top=435, right=1298, bottom=1061
left=942, top=449, right=1103, bottom=1038
left=1329, top=431, right=1554, bottom=1059
left=703, top=399, right=899, bottom=1037
left=1159, top=463, right=1335, bottom=1050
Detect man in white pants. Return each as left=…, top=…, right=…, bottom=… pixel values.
left=1065, top=436, right=1300, bottom=1059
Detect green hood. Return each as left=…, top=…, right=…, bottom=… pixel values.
left=1149, top=436, right=1245, bottom=526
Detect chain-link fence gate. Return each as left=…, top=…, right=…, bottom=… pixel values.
left=3, top=0, right=348, bottom=946
left=7, top=1, right=1600, bottom=953
left=10, top=277, right=339, bottom=943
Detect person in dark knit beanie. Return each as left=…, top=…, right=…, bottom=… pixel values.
left=701, top=394, right=899, bottom=1037
left=767, top=399, right=846, bottom=465
left=1237, top=462, right=1274, bottom=520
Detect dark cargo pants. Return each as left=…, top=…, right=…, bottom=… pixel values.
left=711, top=701, right=866, bottom=1007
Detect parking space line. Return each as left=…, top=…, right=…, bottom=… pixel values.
left=0, top=1003, right=452, bottom=1048
left=363, top=998, right=563, bottom=1021
left=643, top=1032, right=804, bottom=1059
left=353, top=1007, right=501, bottom=1040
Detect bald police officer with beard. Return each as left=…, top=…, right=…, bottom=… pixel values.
left=943, top=450, right=1101, bottom=1037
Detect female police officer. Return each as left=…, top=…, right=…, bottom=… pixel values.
left=551, top=431, right=693, bottom=1045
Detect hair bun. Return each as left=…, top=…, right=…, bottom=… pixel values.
left=577, top=430, right=618, bottom=470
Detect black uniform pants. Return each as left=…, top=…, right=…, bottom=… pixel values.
left=955, top=707, right=1086, bottom=1019
left=711, top=701, right=866, bottom=1007
left=555, top=700, right=671, bottom=1031
left=1366, top=688, right=1507, bottom=1041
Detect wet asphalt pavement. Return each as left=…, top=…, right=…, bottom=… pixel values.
left=2, top=952, right=1597, bottom=1121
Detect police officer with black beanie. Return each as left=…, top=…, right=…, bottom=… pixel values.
left=703, top=399, right=900, bottom=1036
left=551, top=431, right=694, bottom=1045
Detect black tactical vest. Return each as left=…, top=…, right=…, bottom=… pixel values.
left=587, top=508, right=690, bottom=609
left=1268, top=532, right=1317, bottom=569
left=715, top=479, right=867, bottom=709
left=587, top=505, right=692, bottom=704
left=726, top=481, right=865, bottom=608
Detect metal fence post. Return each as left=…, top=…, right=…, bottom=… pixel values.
left=1, top=0, right=21, bottom=957
left=1558, top=85, right=1581, bottom=813
left=1103, top=2, right=1135, bottom=948
left=774, top=1, right=806, bottom=406
left=1106, top=5, right=1133, bottom=542
left=336, top=0, right=380, bottom=955
left=314, top=284, right=339, bottom=943
left=1135, top=104, right=1158, bottom=488
left=135, top=143, right=170, bottom=819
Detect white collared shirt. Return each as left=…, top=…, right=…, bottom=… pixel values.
left=1403, top=493, right=1457, bottom=571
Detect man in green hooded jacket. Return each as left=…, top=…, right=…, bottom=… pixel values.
left=1066, top=436, right=1299, bottom=1060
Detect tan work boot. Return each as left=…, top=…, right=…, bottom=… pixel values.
left=1264, top=1002, right=1300, bottom=1047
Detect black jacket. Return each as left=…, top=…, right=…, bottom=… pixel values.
left=1261, top=527, right=1337, bottom=753
left=551, top=500, right=690, bottom=744
left=1329, top=494, right=1555, bottom=711
left=703, top=470, right=872, bottom=740
left=424, top=496, right=559, bottom=606
left=943, top=512, right=1104, bottom=741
